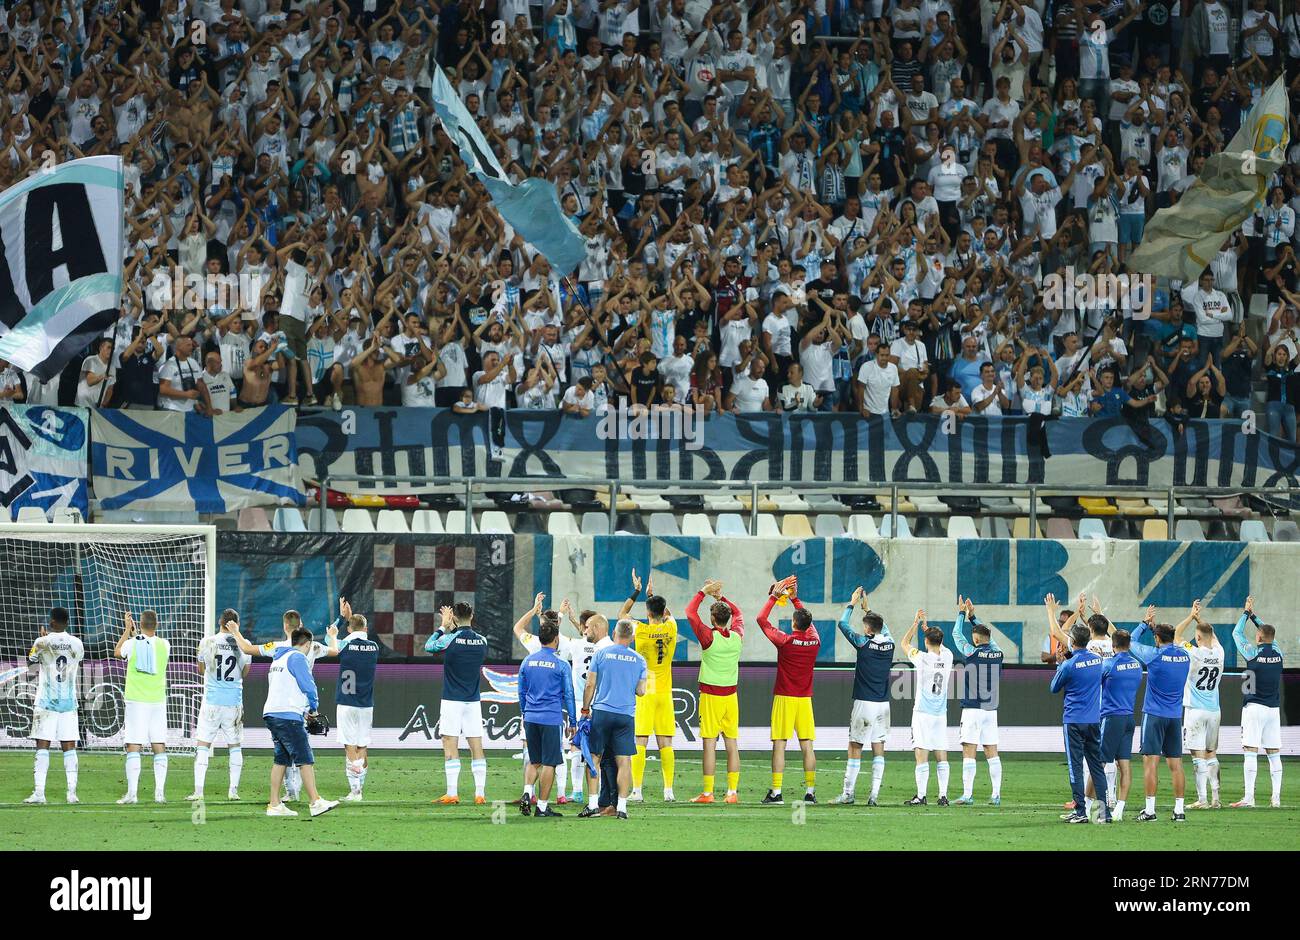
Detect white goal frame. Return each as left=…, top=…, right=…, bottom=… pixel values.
left=0, top=523, right=217, bottom=755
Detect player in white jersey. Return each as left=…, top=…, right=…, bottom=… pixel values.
left=1054, top=594, right=1121, bottom=804
left=232, top=609, right=338, bottom=800
left=558, top=599, right=603, bottom=802
left=24, top=607, right=85, bottom=804
left=1178, top=601, right=1224, bottom=808
left=902, top=610, right=955, bottom=806
left=189, top=609, right=251, bottom=801
left=512, top=593, right=575, bottom=804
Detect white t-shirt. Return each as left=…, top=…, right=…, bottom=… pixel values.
left=75, top=356, right=112, bottom=408
left=857, top=360, right=899, bottom=415
left=200, top=370, right=235, bottom=412
left=970, top=382, right=1004, bottom=415
left=473, top=369, right=509, bottom=409
left=762, top=313, right=793, bottom=357
left=800, top=341, right=835, bottom=393
left=729, top=374, right=770, bottom=412
left=889, top=338, right=929, bottom=371
left=157, top=356, right=203, bottom=412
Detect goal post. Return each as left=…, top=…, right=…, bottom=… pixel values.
left=0, top=524, right=217, bottom=755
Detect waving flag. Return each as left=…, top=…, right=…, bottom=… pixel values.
left=0, top=156, right=124, bottom=381
left=91, top=406, right=304, bottom=512
left=429, top=66, right=587, bottom=276
left=1130, top=78, right=1290, bottom=281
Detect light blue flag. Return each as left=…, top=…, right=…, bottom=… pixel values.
left=429, top=66, right=587, bottom=276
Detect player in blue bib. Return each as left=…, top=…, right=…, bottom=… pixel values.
left=1130, top=609, right=1194, bottom=822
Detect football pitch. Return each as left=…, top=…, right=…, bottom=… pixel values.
left=2, top=752, right=1296, bottom=851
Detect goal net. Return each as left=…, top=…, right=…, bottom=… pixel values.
left=0, top=525, right=216, bottom=754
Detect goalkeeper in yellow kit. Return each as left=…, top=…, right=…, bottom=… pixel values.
left=617, top=568, right=678, bottom=802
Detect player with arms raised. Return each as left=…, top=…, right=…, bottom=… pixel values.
left=1231, top=596, right=1285, bottom=808
left=617, top=569, right=679, bottom=802
left=24, top=607, right=84, bottom=805
left=757, top=575, right=820, bottom=805
left=902, top=609, right=954, bottom=806
left=334, top=597, right=381, bottom=801
left=558, top=599, right=603, bottom=803
left=426, top=603, right=490, bottom=805
left=684, top=579, right=745, bottom=804
left=830, top=587, right=894, bottom=806
left=1130, top=608, right=1195, bottom=822
left=951, top=597, right=1005, bottom=806
left=114, top=611, right=171, bottom=805
left=1177, top=600, right=1224, bottom=809
left=189, top=609, right=251, bottom=801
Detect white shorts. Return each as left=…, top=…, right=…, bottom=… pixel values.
left=848, top=700, right=891, bottom=745
left=1182, top=707, right=1221, bottom=752
left=123, top=701, right=167, bottom=746
left=910, top=712, right=949, bottom=752
left=337, top=704, right=374, bottom=747
left=1241, top=702, right=1282, bottom=751
left=439, top=699, right=484, bottom=739
left=31, top=708, right=78, bottom=743
left=959, top=708, right=999, bottom=746
left=196, top=702, right=244, bottom=746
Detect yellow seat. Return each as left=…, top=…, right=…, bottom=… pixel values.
left=1012, top=517, right=1042, bottom=539
left=595, top=490, right=638, bottom=511
left=1115, top=498, right=1157, bottom=517
left=1142, top=519, right=1169, bottom=540
left=781, top=514, right=814, bottom=537
left=738, top=493, right=779, bottom=512
left=1078, top=497, right=1119, bottom=516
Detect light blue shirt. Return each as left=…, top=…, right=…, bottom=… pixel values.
left=589, top=644, right=648, bottom=717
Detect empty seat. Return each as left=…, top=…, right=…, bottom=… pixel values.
left=410, top=510, right=444, bottom=534
left=981, top=497, right=1017, bottom=512
left=769, top=493, right=811, bottom=511
left=581, top=511, right=611, bottom=535
left=980, top=516, right=1013, bottom=539
left=682, top=513, right=714, bottom=536
left=1148, top=499, right=1189, bottom=517
left=1045, top=517, right=1075, bottom=540
left=340, top=509, right=374, bottom=532
left=755, top=514, right=781, bottom=536
left=1238, top=519, right=1269, bottom=542
left=624, top=488, right=672, bottom=511
left=1272, top=520, right=1300, bottom=542
left=1174, top=520, right=1206, bottom=541
left=0, top=505, right=10, bottom=523
left=738, top=493, right=779, bottom=512
left=814, top=514, right=846, bottom=537
left=649, top=512, right=680, bottom=536
left=546, top=512, right=580, bottom=535
left=595, top=490, right=639, bottom=511
left=715, top=513, right=749, bottom=536
left=238, top=507, right=272, bottom=531
left=307, top=507, right=340, bottom=532
left=444, top=510, right=478, bottom=534
left=1078, top=497, right=1118, bottom=516
left=1011, top=517, right=1041, bottom=539
left=1115, top=498, right=1156, bottom=516
left=15, top=507, right=48, bottom=524
left=945, top=516, right=979, bottom=539
left=848, top=515, right=879, bottom=539
left=376, top=510, right=410, bottom=533
left=804, top=493, right=842, bottom=510
left=781, top=514, right=814, bottom=537
left=479, top=510, right=513, bottom=534
left=274, top=507, right=307, bottom=532
left=1142, top=519, right=1169, bottom=540
left=879, top=514, right=913, bottom=538
left=703, top=493, right=745, bottom=511
left=1078, top=518, right=1109, bottom=541
left=909, top=495, right=947, bottom=513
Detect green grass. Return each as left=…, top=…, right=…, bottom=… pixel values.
left=1, top=751, right=1295, bottom=851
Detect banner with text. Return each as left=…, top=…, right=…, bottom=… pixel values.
left=0, top=404, right=89, bottom=518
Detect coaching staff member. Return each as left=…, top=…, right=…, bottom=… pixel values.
left=577, top=619, right=647, bottom=820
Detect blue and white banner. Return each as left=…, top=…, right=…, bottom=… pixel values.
left=0, top=404, right=88, bottom=518
left=430, top=66, right=587, bottom=276
left=0, top=156, right=124, bottom=381
left=91, top=406, right=304, bottom=512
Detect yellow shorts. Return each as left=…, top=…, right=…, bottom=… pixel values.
left=635, top=691, right=676, bottom=737
left=770, top=695, right=815, bottom=741
left=699, top=692, right=739, bottom=740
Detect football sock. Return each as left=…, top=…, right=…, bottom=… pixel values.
left=152, top=754, right=168, bottom=797
left=1243, top=751, right=1258, bottom=801
left=870, top=756, right=885, bottom=798
left=701, top=774, right=714, bottom=796
left=63, top=750, right=78, bottom=793
left=632, top=745, right=647, bottom=789
left=1193, top=757, right=1208, bottom=802
left=660, top=747, right=675, bottom=791
left=194, top=745, right=210, bottom=793
left=844, top=757, right=861, bottom=794
left=471, top=758, right=487, bottom=798
left=1207, top=757, right=1220, bottom=800
left=1268, top=753, right=1283, bottom=801
left=444, top=758, right=461, bottom=798
left=988, top=756, right=1002, bottom=798
left=125, top=751, right=141, bottom=798
left=771, top=771, right=783, bottom=794
left=33, top=748, right=49, bottom=797
left=914, top=762, right=930, bottom=797
left=1145, top=796, right=1156, bottom=814
left=961, top=758, right=976, bottom=799
left=229, top=748, right=244, bottom=790
left=726, top=771, right=739, bottom=794
left=936, top=761, right=949, bottom=798
left=803, top=769, right=815, bottom=791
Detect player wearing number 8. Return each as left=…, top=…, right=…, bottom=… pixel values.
left=902, top=610, right=954, bottom=807
left=189, top=609, right=251, bottom=802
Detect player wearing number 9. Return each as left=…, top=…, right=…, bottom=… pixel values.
left=190, top=609, right=252, bottom=802
left=24, top=607, right=85, bottom=805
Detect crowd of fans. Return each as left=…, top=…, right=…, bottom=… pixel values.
left=3, top=0, right=1300, bottom=440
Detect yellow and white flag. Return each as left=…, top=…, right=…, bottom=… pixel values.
left=1129, top=77, right=1290, bottom=281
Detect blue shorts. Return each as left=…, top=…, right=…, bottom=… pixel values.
left=588, top=710, right=636, bottom=757
left=266, top=715, right=314, bottom=766
left=524, top=721, right=563, bottom=767
left=1140, top=714, right=1182, bottom=758
left=1119, top=213, right=1145, bottom=244
left=1100, top=713, right=1136, bottom=762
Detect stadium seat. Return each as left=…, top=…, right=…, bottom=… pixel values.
left=715, top=513, right=749, bottom=537
left=1115, top=498, right=1156, bottom=516
left=980, top=517, right=1012, bottom=539
left=946, top=516, right=979, bottom=539
left=1044, top=517, right=1075, bottom=540
left=596, top=489, right=638, bottom=511
left=769, top=493, right=811, bottom=511
left=1238, top=519, right=1269, bottom=542
left=273, top=508, right=307, bottom=532
left=1010, top=497, right=1035, bottom=515
left=755, top=514, right=780, bottom=536
left=479, top=511, right=513, bottom=534
left=340, top=509, right=374, bottom=533
left=1213, top=496, right=1251, bottom=518
left=410, top=510, right=444, bottom=534
left=237, top=507, right=271, bottom=531
left=624, top=488, right=671, bottom=511
left=1078, top=497, right=1118, bottom=516
left=376, top=510, right=409, bottom=533
left=307, top=507, right=340, bottom=532
left=581, top=511, right=611, bottom=535
left=878, top=493, right=917, bottom=514
left=546, top=512, right=580, bottom=535
left=1272, top=520, right=1300, bottom=542
left=1148, top=499, right=1189, bottom=517
left=804, top=493, right=841, bottom=511
left=848, top=515, right=879, bottom=539
left=682, top=513, right=714, bottom=536
left=814, top=514, right=846, bottom=537
left=879, top=514, right=912, bottom=539
left=1077, top=518, right=1109, bottom=541
left=444, top=510, right=477, bottom=534
left=981, top=497, right=1017, bottom=513
left=1142, top=519, right=1169, bottom=540
left=15, top=507, right=48, bottom=524
left=909, top=494, right=946, bottom=514
left=703, top=493, right=745, bottom=511
left=781, top=514, right=814, bottom=537
left=738, top=493, right=779, bottom=512
left=1174, top=520, right=1206, bottom=541
left=649, top=512, right=680, bottom=536
left=1011, top=517, right=1041, bottom=539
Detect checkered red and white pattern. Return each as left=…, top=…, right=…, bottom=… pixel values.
left=371, top=543, right=476, bottom=654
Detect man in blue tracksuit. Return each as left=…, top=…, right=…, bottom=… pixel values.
left=517, top=617, right=577, bottom=818
left=1099, top=630, right=1145, bottom=822
left=1050, top=623, right=1111, bottom=823
left=830, top=586, right=895, bottom=806
left=1130, top=614, right=1193, bottom=822
left=1231, top=595, right=1286, bottom=807
left=426, top=604, right=490, bottom=804
left=950, top=597, right=1005, bottom=806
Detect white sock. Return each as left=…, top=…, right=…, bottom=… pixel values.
left=63, top=750, right=78, bottom=793
left=444, top=758, right=461, bottom=797
left=194, top=745, right=210, bottom=793
left=125, top=751, right=141, bottom=797
left=1085, top=796, right=1095, bottom=818
left=870, top=756, right=885, bottom=798
left=988, top=756, right=1002, bottom=798
left=1244, top=751, right=1259, bottom=801
left=33, top=748, right=49, bottom=796
left=616, top=796, right=627, bottom=812
left=588, top=793, right=599, bottom=810
left=1104, top=762, right=1116, bottom=801
left=153, top=753, right=168, bottom=797
left=471, top=758, right=487, bottom=798
left=1207, top=757, right=1220, bottom=800
left=1114, top=799, right=1126, bottom=819
left=936, top=761, right=950, bottom=798
left=961, top=758, right=976, bottom=799
left=915, top=762, right=930, bottom=797
left=571, top=753, right=586, bottom=796
left=346, top=759, right=364, bottom=792
left=1145, top=795, right=1156, bottom=814
left=844, top=758, right=861, bottom=795
left=229, top=748, right=244, bottom=790
left=1174, top=796, right=1185, bottom=814
left=524, top=783, right=534, bottom=798
left=1193, top=757, right=1208, bottom=802
left=1268, top=753, right=1284, bottom=801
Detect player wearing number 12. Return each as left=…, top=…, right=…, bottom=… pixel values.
left=189, top=609, right=251, bottom=801
left=24, top=607, right=84, bottom=805
left=617, top=568, right=679, bottom=802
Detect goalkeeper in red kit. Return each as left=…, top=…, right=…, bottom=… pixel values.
left=757, top=575, right=821, bottom=805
